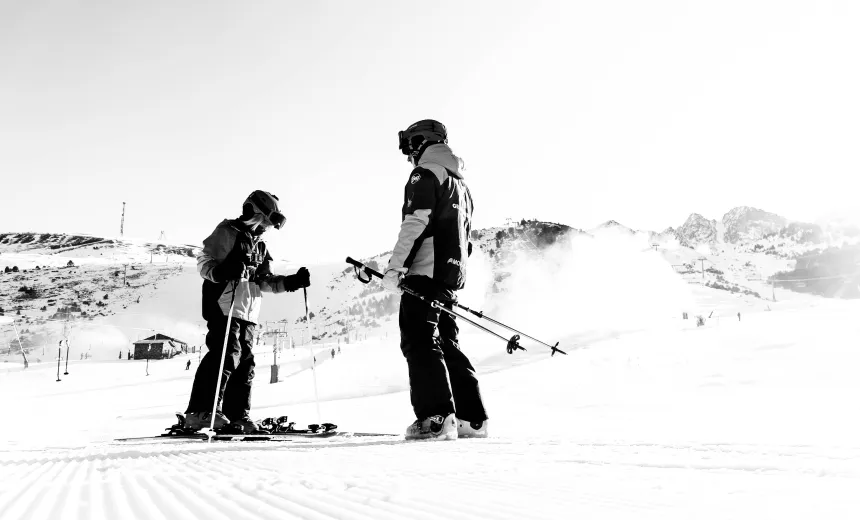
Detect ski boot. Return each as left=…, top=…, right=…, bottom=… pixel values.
left=457, top=418, right=489, bottom=438
left=183, top=411, right=230, bottom=431
left=405, top=413, right=458, bottom=441
left=224, top=416, right=263, bottom=434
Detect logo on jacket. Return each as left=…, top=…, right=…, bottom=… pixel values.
left=410, top=173, right=421, bottom=184
left=447, top=257, right=463, bottom=267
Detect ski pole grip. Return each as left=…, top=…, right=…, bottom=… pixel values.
left=345, top=257, right=383, bottom=279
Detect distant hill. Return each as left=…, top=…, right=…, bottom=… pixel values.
left=0, top=261, right=186, bottom=356
left=0, top=232, right=199, bottom=261
left=303, top=220, right=585, bottom=343
left=0, top=232, right=199, bottom=356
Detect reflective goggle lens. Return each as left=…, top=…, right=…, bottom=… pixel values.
left=269, top=211, right=286, bottom=229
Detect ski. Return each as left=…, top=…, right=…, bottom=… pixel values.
left=114, top=413, right=398, bottom=443
left=114, top=430, right=399, bottom=443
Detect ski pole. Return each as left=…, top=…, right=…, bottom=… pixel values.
left=303, top=286, right=322, bottom=423
left=347, top=257, right=535, bottom=355
left=345, top=257, right=514, bottom=347
left=209, top=279, right=238, bottom=440
left=444, top=302, right=566, bottom=356
left=345, top=256, right=566, bottom=356
left=399, top=282, right=526, bottom=354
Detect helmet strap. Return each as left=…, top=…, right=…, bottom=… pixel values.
left=412, top=140, right=440, bottom=164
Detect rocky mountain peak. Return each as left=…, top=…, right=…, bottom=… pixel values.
left=676, top=213, right=718, bottom=247
left=721, top=206, right=787, bottom=244
left=592, top=220, right=635, bottom=235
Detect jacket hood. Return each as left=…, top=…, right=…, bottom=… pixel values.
left=417, top=144, right=465, bottom=180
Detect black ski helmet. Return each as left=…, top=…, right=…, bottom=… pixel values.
left=242, top=190, right=286, bottom=229
left=398, top=119, right=447, bottom=159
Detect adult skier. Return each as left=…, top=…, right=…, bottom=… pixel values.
left=184, top=190, right=311, bottom=432
left=382, top=119, right=489, bottom=440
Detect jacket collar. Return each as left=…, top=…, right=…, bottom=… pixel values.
left=417, top=143, right=465, bottom=180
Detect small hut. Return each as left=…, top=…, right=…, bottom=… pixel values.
left=133, top=333, right=187, bottom=360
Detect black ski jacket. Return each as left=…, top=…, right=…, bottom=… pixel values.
left=387, top=144, right=473, bottom=290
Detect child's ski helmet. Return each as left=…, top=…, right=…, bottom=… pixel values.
left=242, top=190, right=286, bottom=229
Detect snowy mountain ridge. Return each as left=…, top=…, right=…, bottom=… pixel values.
left=321, top=207, right=860, bottom=334
left=0, top=232, right=199, bottom=262
left=676, top=213, right=719, bottom=247
left=3, top=205, right=859, bottom=355
left=720, top=206, right=789, bottom=244
left=670, top=206, right=860, bottom=256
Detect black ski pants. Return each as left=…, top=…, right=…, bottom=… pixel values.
left=186, top=314, right=256, bottom=421
left=399, top=275, right=488, bottom=423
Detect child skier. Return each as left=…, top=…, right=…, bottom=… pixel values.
left=184, top=190, right=310, bottom=432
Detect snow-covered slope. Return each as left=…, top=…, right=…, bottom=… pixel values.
left=0, top=231, right=199, bottom=359
left=1, top=220, right=859, bottom=518
left=0, top=281, right=858, bottom=519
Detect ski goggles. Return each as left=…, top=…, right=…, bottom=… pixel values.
left=264, top=210, right=286, bottom=230
left=248, top=191, right=287, bottom=229
left=398, top=130, right=411, bottom=155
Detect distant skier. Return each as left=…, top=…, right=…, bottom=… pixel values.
left=185, top=359, right=191, bottom=370
left=381, top=119, right=488, bottom=440
left=183, top=190, right=311, bottom=433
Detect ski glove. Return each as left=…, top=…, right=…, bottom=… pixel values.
left=381, top=269, right=404, bottom=294
left=282, top=267, right=311, bottom=292
left=211, top=259, right=246, bottom=283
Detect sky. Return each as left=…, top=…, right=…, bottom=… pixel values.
left=2, top=0, right=859, bottom=263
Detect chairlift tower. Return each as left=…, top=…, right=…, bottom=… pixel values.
left=120, top=202, right=126, bottom=238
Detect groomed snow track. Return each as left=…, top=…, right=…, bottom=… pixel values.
left=1, top=438, right=858, bottom=520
